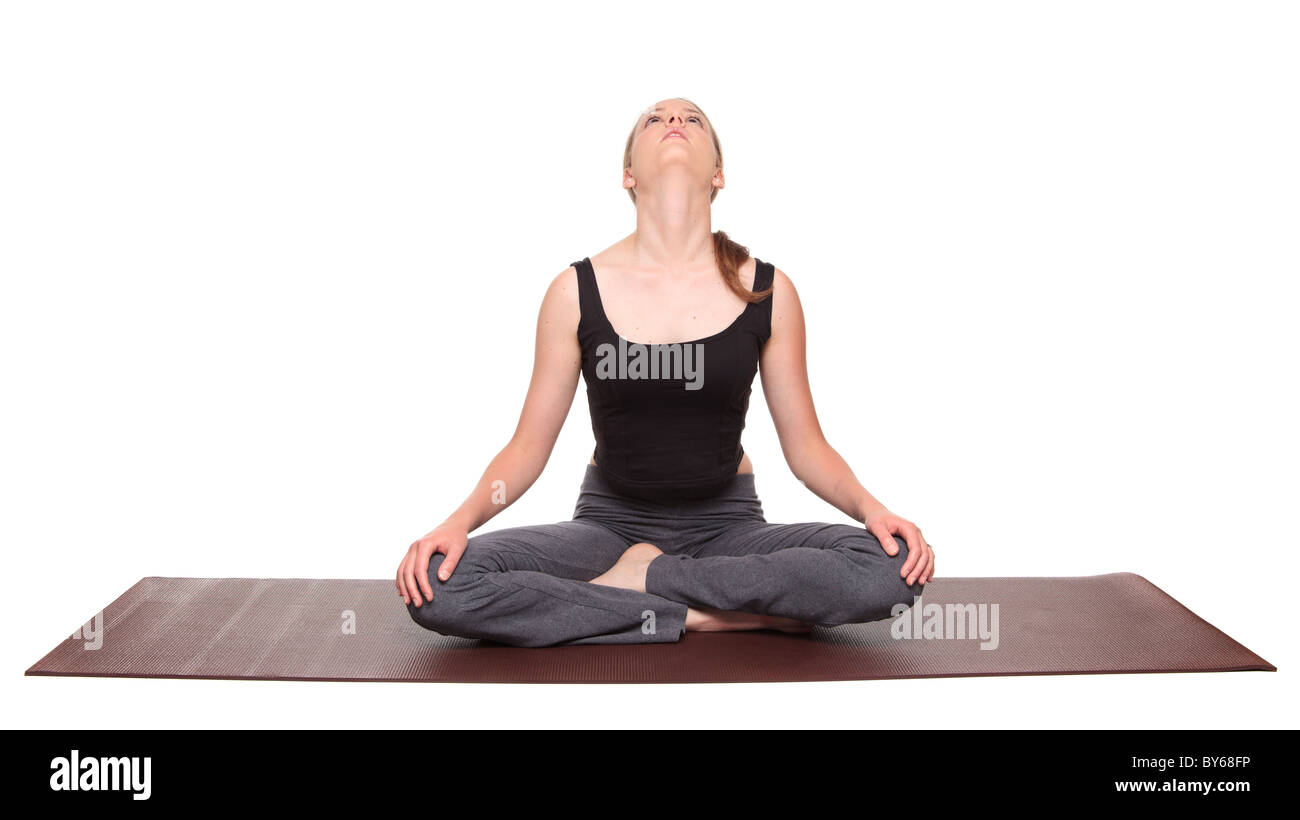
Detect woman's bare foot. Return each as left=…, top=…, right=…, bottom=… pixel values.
left=590, top=542, right=662, bottom=593
left=685, top=607, right=814, bottom=634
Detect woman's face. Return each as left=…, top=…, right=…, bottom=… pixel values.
left=628, top=99, right=720, bottom=193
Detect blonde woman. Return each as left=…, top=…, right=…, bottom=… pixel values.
left=396, top=98, right=934, bottom=646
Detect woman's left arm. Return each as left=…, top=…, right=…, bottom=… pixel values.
left=758, top=267, right=934, bottom=586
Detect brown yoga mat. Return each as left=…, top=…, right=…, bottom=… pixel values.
left=26, top=573, right=1274, bottom=683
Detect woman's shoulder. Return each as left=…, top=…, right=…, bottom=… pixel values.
left=552, top=261, right=581, bottom=289
left=769, top=263, right=793, bottom=290
left=538, top=263, right=582, bottom=327
left=750, top=257, right=793, bottom=296
left=763, top=263, right=802, bottom=334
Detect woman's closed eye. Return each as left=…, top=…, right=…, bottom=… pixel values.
left=647, top=115, right=703, bottom=126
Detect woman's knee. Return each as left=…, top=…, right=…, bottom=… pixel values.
left=831, top=530, right=925, bottom=624
left=406, top=553, right=484, bottom=636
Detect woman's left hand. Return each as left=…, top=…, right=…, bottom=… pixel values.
left=863, top=507, right=934, bottom=587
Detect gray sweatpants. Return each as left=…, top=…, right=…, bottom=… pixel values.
left=407, top=465, right=923, bottom=647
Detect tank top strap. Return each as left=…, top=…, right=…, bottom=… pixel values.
left=571, top=257, right=606, bottom=331
left=749, top=257, right=776, bottom=342
left=751, top=257, right=775, bottom=294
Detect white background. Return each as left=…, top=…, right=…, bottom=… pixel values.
left=2, top=0, right=1296, bottom=729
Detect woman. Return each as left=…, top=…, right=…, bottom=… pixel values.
left=396, top=98, right=934, bottom=647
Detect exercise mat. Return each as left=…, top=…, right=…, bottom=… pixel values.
left=26, top=573, right=1274, bottom=683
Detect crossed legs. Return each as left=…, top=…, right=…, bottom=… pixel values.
left=408, top=519, right=923, bottom=646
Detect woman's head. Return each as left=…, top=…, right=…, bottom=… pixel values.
left=618, top=97, right=768, bottom=303
left=622, top=97, right=724, bottom=205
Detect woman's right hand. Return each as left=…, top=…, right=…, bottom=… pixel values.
left=397, top=524, right=469, bottom=607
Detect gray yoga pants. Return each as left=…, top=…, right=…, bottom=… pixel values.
left=407, top=465, right=924, bottom=647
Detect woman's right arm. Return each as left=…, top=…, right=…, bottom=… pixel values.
left=397, top=266, right=582, bottom=606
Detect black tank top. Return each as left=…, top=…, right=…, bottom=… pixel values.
left=572, top=256, right=775, bottom=500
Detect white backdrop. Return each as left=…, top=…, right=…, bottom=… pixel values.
left=2, top=0, right=1295, bottom=729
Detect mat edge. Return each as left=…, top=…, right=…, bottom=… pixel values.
left=23, top=665, right=1279, bottom=684
left=1110, top=572, right=1276, bottom=671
